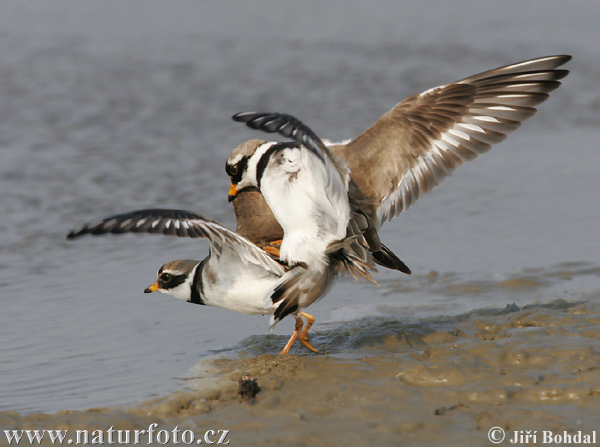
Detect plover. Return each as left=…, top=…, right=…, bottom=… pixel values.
left=67, top=193, right=325, bottom=354
left=225, top=116, right=391, bottom=334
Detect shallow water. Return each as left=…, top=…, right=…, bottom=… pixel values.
left=1, top=0, right=599, bottom=420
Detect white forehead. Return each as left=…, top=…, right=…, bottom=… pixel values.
left=160, top=268, right=185, bottom=276
left=229, top=153, right=244, bottom=165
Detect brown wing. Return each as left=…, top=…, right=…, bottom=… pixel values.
left=337, top=55, right=571, bottom=225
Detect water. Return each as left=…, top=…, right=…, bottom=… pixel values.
left=1, top=0, right=599, bottom=415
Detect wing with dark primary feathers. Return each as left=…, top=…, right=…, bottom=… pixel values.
left=338, top=55, right=572, bottom=224
left=67, top=209, right=285, bottom=276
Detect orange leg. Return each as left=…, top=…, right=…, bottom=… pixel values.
left=298, top=311, right=319, bottom=353
left=279, top=316, right=303, bottom=355
left=270, top=239, right=283, bottom=246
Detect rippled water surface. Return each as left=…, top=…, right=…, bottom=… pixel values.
left=1, top=1, right=599, bottom=414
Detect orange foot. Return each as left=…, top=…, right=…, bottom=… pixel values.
left=279, top=311, right=319, bottom=355
left=262, top=245, right=280, bottom=257
left=298, top=311, right=318, bottom=353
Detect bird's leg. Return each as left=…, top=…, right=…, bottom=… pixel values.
left=279, top=316, right=304, bottom=355
left=298, top=311, right=319, bottom=353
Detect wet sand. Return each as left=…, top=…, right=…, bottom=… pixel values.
left=3, top=292, right=599, bottom=446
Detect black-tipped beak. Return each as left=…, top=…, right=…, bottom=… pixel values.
left=228, top=184, right=239, bottom=203
left=144, top=282, right=159, bottom=293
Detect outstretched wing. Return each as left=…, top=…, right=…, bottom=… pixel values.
left=336, top=55, right=571, bottom=224
left=67, top=209, right=286, bottom=276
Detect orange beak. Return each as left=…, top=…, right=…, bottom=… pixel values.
left=144, top=282, right=159, bottom=293
left=228, top=184, right=239, bottom=202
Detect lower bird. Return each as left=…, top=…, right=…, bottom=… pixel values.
left=68, top=186, right=404, bottom=353
left=67, top=191, right=328, bottom=354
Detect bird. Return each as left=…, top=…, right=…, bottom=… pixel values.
left=226, top=54, right=571, bottom=276
left=67, top=191, right=322, bottom=354
left=225, top=120, right=389, bottom=334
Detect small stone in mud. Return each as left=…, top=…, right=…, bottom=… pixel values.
left=238, top=375, right=261, bottom=399
left=434, top=402, right=469, bottom=415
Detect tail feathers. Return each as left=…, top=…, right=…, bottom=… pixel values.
left=331, top=247, right=378, bottom=285
left=267, top=265, right=335, bottom=330
left=372, top=244, right=411, bottom=274
left=327, top=233, right=379, bottom=285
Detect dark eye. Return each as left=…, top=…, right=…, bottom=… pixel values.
left=160, top=273, right=172, bottom=282
left=230, top=164, right=238, bottom=176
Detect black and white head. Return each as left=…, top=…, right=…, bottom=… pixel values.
left=144, top=259, right=201, bottom=303
left=226, top=138, right=281, bottom=202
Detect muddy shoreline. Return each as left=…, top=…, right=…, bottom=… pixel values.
left=3, top=299, right=600, bottom=446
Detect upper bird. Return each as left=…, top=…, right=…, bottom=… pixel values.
left=226, top=125, right=355, bottom=271
left=226, top=118, right=388, bottom=329
left=227, top=55, right=571, bottom=268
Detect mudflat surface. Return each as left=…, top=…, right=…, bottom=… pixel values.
left=3, top=299, right=600, bottom=446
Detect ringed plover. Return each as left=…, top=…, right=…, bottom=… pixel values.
left=67, top=199, right=322, bottom=354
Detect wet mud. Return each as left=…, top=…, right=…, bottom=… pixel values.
left=3, top=298, right=599, bottom=446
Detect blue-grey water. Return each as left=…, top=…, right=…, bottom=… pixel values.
left=1, top=1, right=599, bottom=415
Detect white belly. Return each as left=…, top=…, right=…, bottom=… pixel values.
left=200, top=257, right=279, bottom=315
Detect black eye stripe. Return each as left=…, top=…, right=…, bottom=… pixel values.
left=226, top=156, right=249, bottom=185
left=160, top=273, right=187, bottom=289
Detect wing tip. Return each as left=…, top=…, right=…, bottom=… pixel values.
left=232, top=111, right=258, bottom=123
left=66, top=230, right=79, bottom=240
